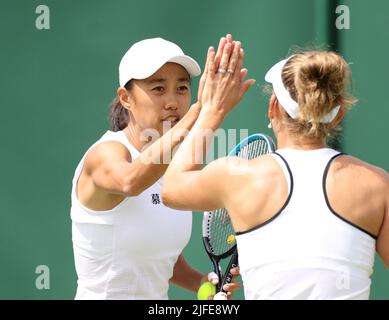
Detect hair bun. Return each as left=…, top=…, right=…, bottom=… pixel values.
left=280, top=50, right=357, bottom=139
left=293, top=52, right=347, bottom=122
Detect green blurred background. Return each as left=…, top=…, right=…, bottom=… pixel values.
left=0, top=0, right=387, bottom=299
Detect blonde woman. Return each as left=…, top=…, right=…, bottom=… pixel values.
left=163, top=50, right=389, bottom=299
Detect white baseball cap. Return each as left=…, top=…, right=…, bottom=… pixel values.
left=118, top=37, right=201, bottom=87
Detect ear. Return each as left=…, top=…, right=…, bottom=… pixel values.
left=329, top=106, right=346, bottom=129
left=268, top=93, right=279, bottom=120
left=117, top=87, right=133, bottom=111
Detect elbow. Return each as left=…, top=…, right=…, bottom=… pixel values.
left=161, top=179, right=178, bottom=208
left=161, top=187, right=174, bottom=208
left=121, top=178, right=143, bottom=197
left=122, top=184, right=142, bottom=197
left=162, top=186, right=186, bottom=210
left=162, top=186, right=191, bottom=211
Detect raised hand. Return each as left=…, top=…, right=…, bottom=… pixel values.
left=198, top=35, right=229, bottom=103
left=200, top=36, right=256, bottom=116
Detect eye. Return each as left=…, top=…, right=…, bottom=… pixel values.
left=178, top=85, right=189, bottom=93
left=152, top=86, right=165, bottom=93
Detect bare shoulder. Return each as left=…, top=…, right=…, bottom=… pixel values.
left=84, top=141, right=132, bottom=174
left=211, top=154, right=281, bottom=188
left=329, top=155, right=388, bottom=235
left=216, top=154, right=279, bottom=172
left=212, top=154, right=288, bottom=231
left=332, top=155, right=389, bottom=188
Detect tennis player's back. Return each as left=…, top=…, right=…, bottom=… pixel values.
left=235, top=148, right=387, bottom=300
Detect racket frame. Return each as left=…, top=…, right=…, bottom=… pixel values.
left=201, top=133, right=276, bottom=295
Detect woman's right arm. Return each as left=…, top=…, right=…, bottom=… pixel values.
left=81, top=37, right=232, bottom=198
left=83, top=103, right=201, bottom=197
left=377, top=172, right=389, bottom=268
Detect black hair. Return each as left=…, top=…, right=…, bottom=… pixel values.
left=109, top=81, right=132, bottom=132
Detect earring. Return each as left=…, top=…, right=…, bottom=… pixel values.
left=268, top=122, right=272, bottom=129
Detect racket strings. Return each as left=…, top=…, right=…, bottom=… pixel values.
left=207, top=137, right=274, bottom=256
left=209, top=208, right=235, bottom=256
left=238, top=139, right=269, bottom=159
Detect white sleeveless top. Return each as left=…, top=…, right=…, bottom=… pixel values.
left=235, top=148, right=376, bottom=300
left=71, top=130, right=192, bottom=300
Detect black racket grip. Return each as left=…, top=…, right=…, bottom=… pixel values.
left=221, top=250, right=239, bottom=293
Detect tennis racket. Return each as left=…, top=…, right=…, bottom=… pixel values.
left=202, top=133, right=276, bottom=300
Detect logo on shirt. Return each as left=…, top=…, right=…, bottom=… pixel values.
left=151, top=193, right=161, bottom=205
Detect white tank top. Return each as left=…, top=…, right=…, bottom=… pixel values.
left=71, top=130, right=192, bottom=300
left=235, top=148, right=376, bottom=300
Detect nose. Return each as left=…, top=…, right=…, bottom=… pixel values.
left=164, top=92, right=179, bottom=110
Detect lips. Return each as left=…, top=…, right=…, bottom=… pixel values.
left=162, top=115, right=180, bottom=126
left=163, top=115, right=180, bottom=122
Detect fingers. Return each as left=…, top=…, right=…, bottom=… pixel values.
left=214, top=37, right=226, bottom=70
left=214, top=35, right=241, bottom=77
left=218, top=42, right=232, bottom=71
left=215, top=34, right=234, bottom=69
left=227, top=34, right=235, bottom=59
left=197, top=46, right=214, bottom=102
left=237, top=50, right=256, bottom=98
left=222, top=282, right=241, bottom=292
left=208, top=282, right=241, bottom=300
left=203, top=46, right=212, bottom=76
left=232, top=47, right=255, bottom=98
left=199, top=47, right=212, bottom=87
left=240, top=69, right=248, bottom=83
left=224, top=281, right=241, bottom=300
left=207, top=47, right=216, bottom=76
left=225, top=42, right=256, bottom=98
left=201, top=35, right=254, bottom=113
left=226, top=41, right=241, bottom=76
left=230, top=267, right=240, bottom=278
left=225, top=34, right=233, bottom=52
left=233, top=48, right=244, bottom=81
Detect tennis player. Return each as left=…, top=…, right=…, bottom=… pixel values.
left=70, top=37, right=240, bottom=299
left=162, top=44, right=389, bottom=299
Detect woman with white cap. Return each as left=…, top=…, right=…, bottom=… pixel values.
left=70, top=36, right=244, bottom=299
left=163, top=50, right=389, bottom=299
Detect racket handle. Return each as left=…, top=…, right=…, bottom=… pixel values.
left=213, top=292, right=228, bottom=300
left=221, top=250, right=239, bottom=293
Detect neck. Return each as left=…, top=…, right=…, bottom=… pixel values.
left=124, top=123, right=151, bottom=153
left=276, top=130, right=327, bottom=150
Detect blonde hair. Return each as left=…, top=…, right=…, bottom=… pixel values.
left=275, top=50, right=357, bottom=139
